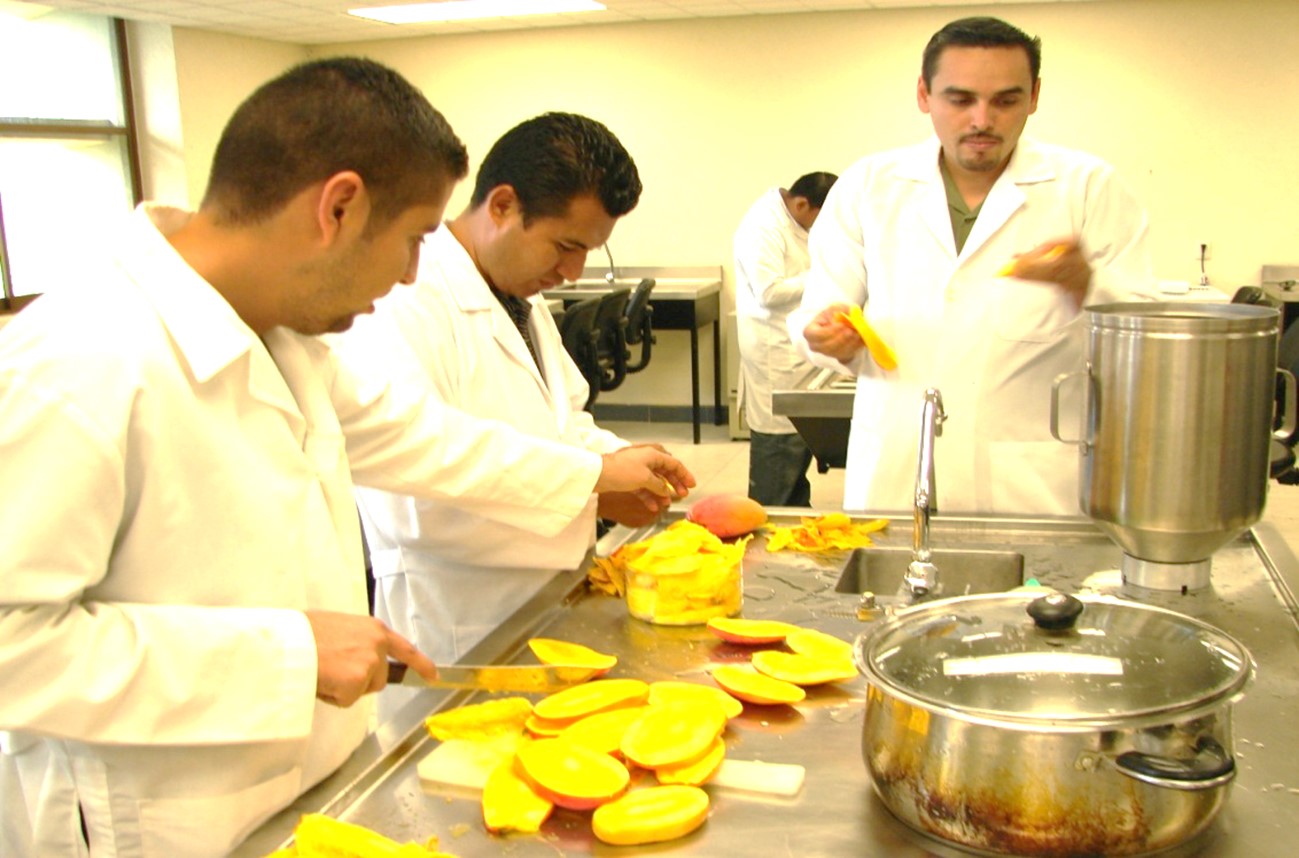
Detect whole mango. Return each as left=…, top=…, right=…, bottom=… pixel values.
left=686, top=494, right=768, bottom=538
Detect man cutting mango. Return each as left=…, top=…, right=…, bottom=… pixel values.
left=791, top=16, right=1159, bottom=515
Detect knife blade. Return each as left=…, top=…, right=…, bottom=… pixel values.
left=386, top=661, right=599, bottom=693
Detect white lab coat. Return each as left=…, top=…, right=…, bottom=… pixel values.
left=790, top=137, right=1159, bottom=515
left=337, top=228, right=628, bottom=664
left=734, top=187, right=815, bottom=434
left=0, top=205, right=606, bottom=857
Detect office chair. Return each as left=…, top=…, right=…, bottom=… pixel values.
left=623, top=278, right=656, bottom=373
left=558, top=296, right=603, bottom=410
left=593, top=288, right=631, bottom=393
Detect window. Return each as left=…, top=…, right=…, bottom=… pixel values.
left=0, top=7, right=141, bottom=311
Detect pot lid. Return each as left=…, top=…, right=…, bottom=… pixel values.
left=858, top=591, right=1253, bottom=729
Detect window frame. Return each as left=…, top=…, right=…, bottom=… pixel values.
left=0, top=16, right=142, bottom=313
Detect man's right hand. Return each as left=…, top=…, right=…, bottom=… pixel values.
left=804, top=303, right=866, bottom=363
left=595, top=446, right=696, bottom=499
left=305, top=611, right=438, bottom=707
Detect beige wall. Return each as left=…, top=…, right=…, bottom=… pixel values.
left=164, top=0, right=1299, bottom=407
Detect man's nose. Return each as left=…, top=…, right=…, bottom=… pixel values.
left=557, top=249, right=588, bottom=282
left=969, top=100, right=992, bottom=129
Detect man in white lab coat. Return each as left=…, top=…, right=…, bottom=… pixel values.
left=337, top=113, right=670, bottom=664
left=735, top=172, right=837, bottom=506
left=791, top=16, right=1159, bottom=516
left=0, top=61, right=691, bottom=858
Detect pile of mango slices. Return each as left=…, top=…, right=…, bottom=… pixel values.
left=764, top=513, right=888, bottom=554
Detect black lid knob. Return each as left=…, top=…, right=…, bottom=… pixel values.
left=1027, top=593, right=1084, bottom=631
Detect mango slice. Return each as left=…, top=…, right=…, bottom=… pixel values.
left=751, top=650, right=858, bottom=686
left=423, top=697, right=533, bottom=741
left=591, top=785, right=711, bottom=846
left=835, top=305, right=897, bottom=371
left=556, top=706, right=648, bottom=756
left=527, top=638, right=617, bottom=674
left=710, top=665, right=806, bottom=705
left=290, top=813, right=454, bottom=857
left=524, top=712, right=574, bottom=738
left=706, top=617, right=801, bottom=645
left=654, top=736, right=726, bottom=786
left=783, top=628, right=854, bottom=661
left=481, top=759, right=553, bottom=834
left=620, top=699, right=728, bottom=769
left=647, top=680, right=743, bottom=720
left=532, top=678, right=649, bottom=722
left=516, top=738, right=630, bottom=811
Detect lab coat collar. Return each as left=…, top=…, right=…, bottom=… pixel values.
left=117, top=204, right=262, bottom=385
left=426, top=228, right=551, bottom=393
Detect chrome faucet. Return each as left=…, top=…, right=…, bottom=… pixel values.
left=603, top=243, right=616, bottom=284
left=905, top=388, right=946, bottom=598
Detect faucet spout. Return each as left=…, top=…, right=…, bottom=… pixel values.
left=603, top=243, right=616, bottom=284
left=905, top=388, right=946, bottom=598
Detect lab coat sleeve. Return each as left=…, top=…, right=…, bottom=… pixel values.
left=329, top=349, right=603, bottom=538
left=1079, top=163, right=1160, bottom=304
left=0, top=374, right=317, bottom=746
left=788, top=173, right=871, bottom=377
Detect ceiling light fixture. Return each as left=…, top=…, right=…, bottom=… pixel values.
left=349, top=0, right=606, bottom=26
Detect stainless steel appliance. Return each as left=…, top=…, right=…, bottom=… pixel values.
left=1052, top=302, right=1294, bottom=590
left=771, top=367, right=854, bottom=471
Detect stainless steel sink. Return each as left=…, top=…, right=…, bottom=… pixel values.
left=835, top=546, right=1026, bottom=596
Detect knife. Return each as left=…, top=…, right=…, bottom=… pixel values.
left=386, top=661, right=600, bottom=693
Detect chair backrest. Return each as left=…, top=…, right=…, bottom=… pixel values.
left=557, top=296, right=603, bottom=409
left=593, top=288, right=631, bottom=392
left=624, top=278, right=655, bottom=373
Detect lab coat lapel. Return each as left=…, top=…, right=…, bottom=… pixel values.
left=960, top=139, right=1052, bottom=262
left=900, top=140, right=959, bottom=261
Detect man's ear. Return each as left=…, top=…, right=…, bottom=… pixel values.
left=317, top=171, right=369, bottom=244
left=916, top=74, right=932, bottom=114
left=485, top=185, right=521, bottom=227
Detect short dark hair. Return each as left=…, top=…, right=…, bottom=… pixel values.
left=921, top=17, right=1042, bottom=90
left=788, top=172, right=838, bottom=209
left=202, top=57, right=468, bottom=229
left=470, top=112, right=642, bottom=224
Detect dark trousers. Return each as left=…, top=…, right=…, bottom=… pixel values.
left=748, top=430, right=814, bottom=507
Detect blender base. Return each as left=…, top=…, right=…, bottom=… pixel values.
left=1120, top=554, right=1213, bottom=591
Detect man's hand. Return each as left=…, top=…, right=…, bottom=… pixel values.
left=803, top=303, right=866, bottom=363
left=1008, top=238, right=1092, bottom=309
left=594, top=446, right=696, bottom=499
left=305, top=611, right=438, bottom=707
left=598, top=489, right=670, bottom=526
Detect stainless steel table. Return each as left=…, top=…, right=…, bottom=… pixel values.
left=236, top=513, right=1299, bottom=857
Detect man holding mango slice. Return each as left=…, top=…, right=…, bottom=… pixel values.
left=791, top=16, right=1159, bottom=515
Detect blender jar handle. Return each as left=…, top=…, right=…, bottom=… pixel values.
left=1274, top=368, right=1297, bottom=441
left=1050, top=367, right=1092, bottom=448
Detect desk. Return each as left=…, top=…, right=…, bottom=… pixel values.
left=546, top=267, right=723, bottom=444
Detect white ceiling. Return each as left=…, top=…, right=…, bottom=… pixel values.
left=10, top=0, right=1071, bottom=46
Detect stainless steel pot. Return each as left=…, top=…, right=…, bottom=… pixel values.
left=853, top=591, right=1253, bottom=857
left=1051, top=302, right=1295, bottom=589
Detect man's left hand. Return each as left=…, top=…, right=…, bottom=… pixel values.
left=597, top=489, right=670, bottom=526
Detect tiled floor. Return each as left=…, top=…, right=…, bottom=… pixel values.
left=604, top=420, right=1299, bottom=545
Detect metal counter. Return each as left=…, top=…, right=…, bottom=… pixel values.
left=236, top=514, right=1299, bottom=857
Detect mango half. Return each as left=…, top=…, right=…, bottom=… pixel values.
left=685, top=494, right=768, bottom=538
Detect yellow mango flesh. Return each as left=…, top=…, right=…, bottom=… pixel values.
left=836, top=305, right=898, bottom=371
left=516, top=738, right=630, bottom=811
left=751, top=650, right=858, bottom=686
left=783, top=628, right=854, bottom=661
left=654, top=736, right=726, bottom=786
left=647, top=680, right=743, bottom=720
left=620, top=699, right=728, bottom=769
left=423, top=697, right=532, bottom=741
left=556, top=706, right=648, bottom=756
left=592, top=785, right=710, bottom=846
left=532, top=678, right=649, bottom=722
left=706, top=617, right=800, bottom=645
left=710, top=665, right=806, bottom=705
left=527, top=638, right=617, bottom=673
left=481, top=760, right=553, bottom=834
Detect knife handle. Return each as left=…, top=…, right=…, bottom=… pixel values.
left=385, top=661, right=407, bottom=684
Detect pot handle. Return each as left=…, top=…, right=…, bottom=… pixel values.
left=1049, top=366, right=1092, bottom=449
left=1114, top=736, right=1236, bottom=791
left=1274, top=368, right=1297, bottom=441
